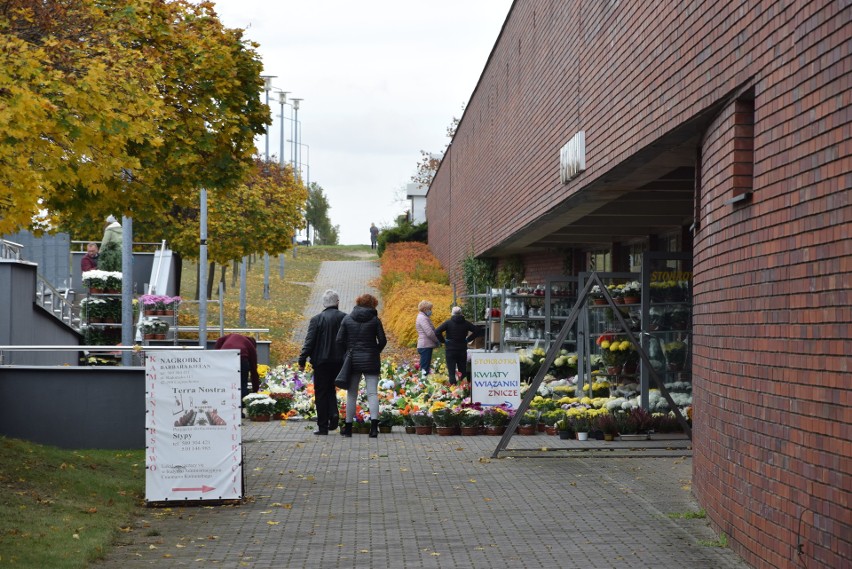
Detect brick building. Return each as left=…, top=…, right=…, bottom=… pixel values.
left=426, top=2, right=849, bottom=568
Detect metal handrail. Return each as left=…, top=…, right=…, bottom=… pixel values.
left=0, top=239, right=23, bottom=260
left=35, top=275, right=80, bottom=331
left=0, top=345, right=205, bottom=351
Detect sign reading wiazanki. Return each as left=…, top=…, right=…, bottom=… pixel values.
left=146, top=350, right=242, bottom=502
left=470, top=351, right=521, bottom=410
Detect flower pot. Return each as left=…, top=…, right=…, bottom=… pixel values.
left=163, top=309, right=175, bottom=316
left=356, top=423, right=371, bottom=434
left=460, top=426, right=480, bottom=436
left=404, top=426, right=416, bottom=434
left=154, top=334, right=166, bottom=340
left=604, top=433, right=614, bottom=441
left=89, top=288, right=104, bottom=294
left=144, top=309, right=157, bottom=316
left=623, top=296, right=640, bottom=304
left=606, top=366, right=622, bottom=376
left=435, top=426, right=456, bottom=436
left=485, top=426, right=506, bottom=436
left=545, top=425, right=558, bottom=436
left=592, top=298, right=607, bottom=305
left=379, top=425, right=392, bottom=433
left=577, top=432, right=589, bottom=441
left=518, top=424, right=537, bottom=436
left=250, top=415, right=271, bottom=422
left=143, top=333, right=155, bottom=340
left=558, top=430, right=574, bottom=440
left=537, top=422, right=546, bottom=432
left=414, top=425, right=432, bottom=435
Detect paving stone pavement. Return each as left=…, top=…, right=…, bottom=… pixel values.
left=92, top=259, right=749, bottom=569
left=291, top=260, right=381, bottom=344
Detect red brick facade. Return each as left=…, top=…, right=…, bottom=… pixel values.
left=427, top=2, right=850, bottom=567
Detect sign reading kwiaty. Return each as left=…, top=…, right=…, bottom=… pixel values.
left=470, top=352, right=521, bottom=410
left=145, top=350, right=242, bottom=502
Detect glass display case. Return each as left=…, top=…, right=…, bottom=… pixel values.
left=486, top=276, right=579, bottom=353
left=640, top=252, right=692, bottom=412
left=577, top=271, right=642, bottom=400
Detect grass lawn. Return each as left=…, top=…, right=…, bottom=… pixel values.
left=0, top=437, right=144, bottom=568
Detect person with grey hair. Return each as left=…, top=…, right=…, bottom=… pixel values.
left=435, top=306, right=478, bottom=385
left=298, top=289, right=346, bottom=434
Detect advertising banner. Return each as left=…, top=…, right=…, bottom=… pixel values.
left=145, top=350, right=242, bottom=502
left=470, top=351, right=521, bottom=410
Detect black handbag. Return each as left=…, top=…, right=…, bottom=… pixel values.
left=334, top=352, right=352, bottom=389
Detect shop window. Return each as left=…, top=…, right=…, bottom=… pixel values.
left=587, top=250, right=611, bottom=272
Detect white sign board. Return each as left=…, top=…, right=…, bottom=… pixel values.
left=470, top=352, right=522, bottom=410
left=145, top=350, right=242, bottom=502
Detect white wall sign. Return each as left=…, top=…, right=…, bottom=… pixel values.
left=559, top=130, right=586, bottom=183
left=470, top=352, right=521, bottom=409
left=145, top=350, right=242, bottom=502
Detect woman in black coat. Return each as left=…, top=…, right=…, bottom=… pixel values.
left=336, top=293, right=387, bottom=437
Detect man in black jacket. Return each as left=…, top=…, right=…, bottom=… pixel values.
left=299, top=290, right=346, bottom=434
left=435, top=306, right=478, bottom=385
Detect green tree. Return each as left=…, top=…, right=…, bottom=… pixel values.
left=304, top=182, right=339, bottom=246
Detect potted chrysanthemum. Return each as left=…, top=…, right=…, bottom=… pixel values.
left=242, top=393, right=276, bottom=422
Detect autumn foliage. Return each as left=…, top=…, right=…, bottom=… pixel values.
left=380, top=243, right=453, bottom=347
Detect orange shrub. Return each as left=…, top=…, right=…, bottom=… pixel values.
left=379, top=243, right=453, bottom=347
left=379, top=242, right=448, bottom=296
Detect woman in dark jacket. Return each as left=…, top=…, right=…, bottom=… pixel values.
left=336, top=293, right=387, bottom=438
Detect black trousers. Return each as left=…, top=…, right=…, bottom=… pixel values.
left=445, top=350, right=468, bottom=384
left=313, top=362, right=342, bottom=429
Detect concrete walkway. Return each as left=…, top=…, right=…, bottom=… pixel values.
left=92, top=260, right=748, bottom=569
left=292, top=260, right=381, bottom=343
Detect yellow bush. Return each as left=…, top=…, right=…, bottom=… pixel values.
left=382, top=280, right=454, bottom=347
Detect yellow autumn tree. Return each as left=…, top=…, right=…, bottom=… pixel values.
left=168, top=157, right=307, bottom=263
left=0, top=0, right=269, bottom=240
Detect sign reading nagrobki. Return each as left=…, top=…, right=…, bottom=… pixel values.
left=470, top=351, right=521, bottom=410
left=145, top=350, right=242, bottom=502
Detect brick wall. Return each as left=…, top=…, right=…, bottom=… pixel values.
left=693, top=4, right=851, bottom=566
left=428, top=1, right=851, bottom=567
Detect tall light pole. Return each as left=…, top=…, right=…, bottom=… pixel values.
left=289, top=140, right=311, bottom=244
left=289, top=98, right=303, bottom=175
left=277, top=90, right=290, bottom=277
left=289, top=98, right=303, bottom=256
left=287, top=140, right=310, bottom=185
left=259, top=75, right=276, bottom=301
left=277, top=91, right=289, bottom=167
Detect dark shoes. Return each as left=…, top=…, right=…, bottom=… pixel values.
left=313, top=428, right=328, bottom=435
left=342, top=422, right=352, bottom=438
left=328, top=416, right=339, bottom=431
left=369, top=419, right=379, bottom=438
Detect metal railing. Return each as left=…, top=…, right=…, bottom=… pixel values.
left=0, top=344, right=205, bottom=365
left=0, top=239, right=23, bottom=260
left=35, top=274, right=81, bottom=331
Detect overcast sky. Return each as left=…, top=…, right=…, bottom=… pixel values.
left=209, top=0, right=514, bottom=245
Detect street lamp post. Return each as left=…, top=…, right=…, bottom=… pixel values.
left=259, top=75, right=276, bottom=301
left=287, top=140, right=310, bottom=185
left=288, top=98, right=303, bottom=257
